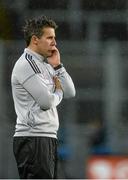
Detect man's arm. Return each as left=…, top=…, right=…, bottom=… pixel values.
left=23, top=74, right=63, bottom=110
left=55, top=67, right=76, bottom=98
left=48, top=47, right=76, bottom=98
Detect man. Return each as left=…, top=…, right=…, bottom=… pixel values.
left=11, top=15, right=75, bottom=179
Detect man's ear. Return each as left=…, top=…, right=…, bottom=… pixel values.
left=31, top=35, right=39, bottom=45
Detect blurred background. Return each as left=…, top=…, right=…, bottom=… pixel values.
left=0, top=0, right=128, bottom=179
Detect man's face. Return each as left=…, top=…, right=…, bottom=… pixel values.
left=35, top=27, right=57, bottom=58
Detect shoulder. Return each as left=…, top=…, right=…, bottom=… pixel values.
left=12, top=52, right=41, bottom=84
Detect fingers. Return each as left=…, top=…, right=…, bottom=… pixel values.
left=53, top=76, right=60, bottom=84
left=53, top=76, right=62, bottom=90
left=51, top=46, right=59, bottom=53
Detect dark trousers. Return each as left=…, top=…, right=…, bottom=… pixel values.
left=13, top=136, right=58, bottom=179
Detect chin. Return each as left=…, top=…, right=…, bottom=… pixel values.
left=42, top=53, right=51, bottom=58
left=47, top=52, right=52, bottom=57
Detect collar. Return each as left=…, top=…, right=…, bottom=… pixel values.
left=24, top=48, right=45, bottom=62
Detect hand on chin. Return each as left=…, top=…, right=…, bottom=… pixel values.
left=47, top=51, right=53, bottom=57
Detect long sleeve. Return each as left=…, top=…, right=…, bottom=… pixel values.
left=55, top=66, right=76, bottom=99
left=23, top=73, right=63, bottom=110
left=11, top=48, right=63, bottom=138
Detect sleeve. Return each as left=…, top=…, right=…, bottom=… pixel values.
left=15, top=58, right=36, bottom=84
left=22, top=73, right=63, bottom=110
left=55, top=66, right=76, bottom=99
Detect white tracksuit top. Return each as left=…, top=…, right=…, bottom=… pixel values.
left=11, top=48, right=76, bottom=138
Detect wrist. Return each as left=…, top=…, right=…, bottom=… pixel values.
left=54, top=63, right=63, bottom=70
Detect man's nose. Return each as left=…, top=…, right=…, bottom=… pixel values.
left=53, top=38, right=57, bottom=46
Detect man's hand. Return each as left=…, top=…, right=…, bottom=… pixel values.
left=53, top=76, right=62, bottom=90
left=47, top=47, right=61, bottom=67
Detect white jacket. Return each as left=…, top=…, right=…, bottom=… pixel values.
left=11, top=48, right=75, bottom=138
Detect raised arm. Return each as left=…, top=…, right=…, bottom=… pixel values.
left=47, top=47, right=76, bottom=99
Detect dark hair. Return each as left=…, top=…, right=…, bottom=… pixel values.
left=23, top=15, right=58, bottom=46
